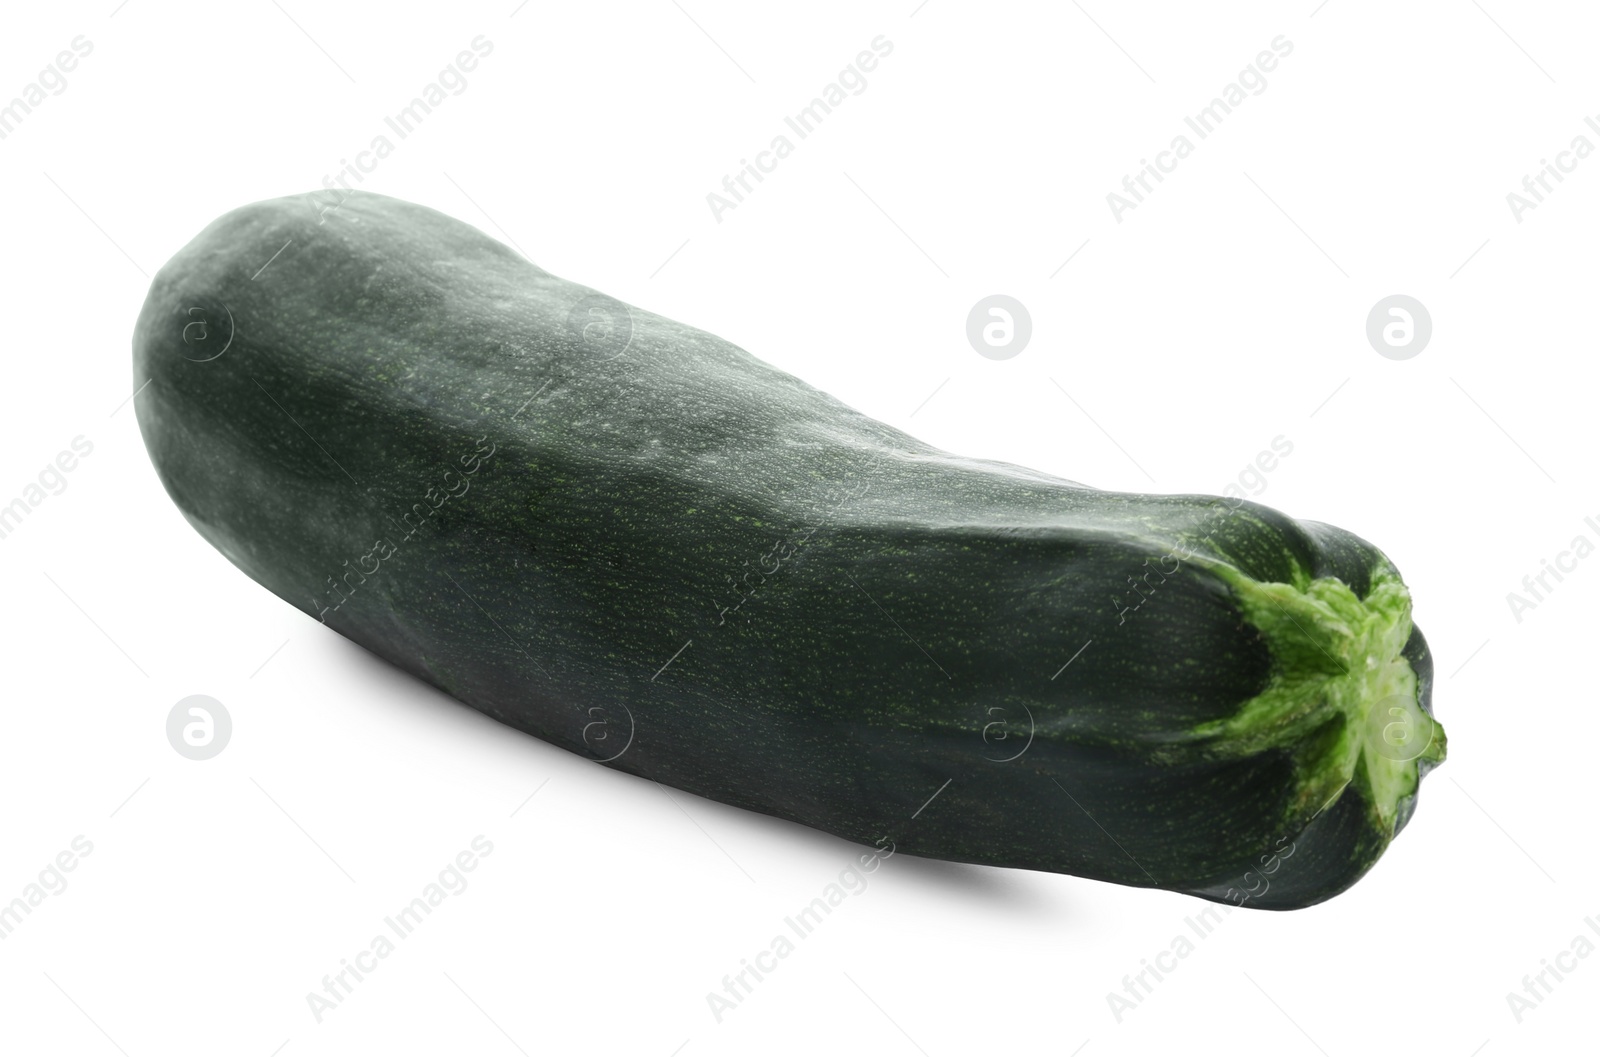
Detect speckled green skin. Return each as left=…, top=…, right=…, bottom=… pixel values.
left=133, top=191, right=1444, bottom=909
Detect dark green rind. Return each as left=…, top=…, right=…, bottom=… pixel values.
left=132, top=191, right=1444, bottom=909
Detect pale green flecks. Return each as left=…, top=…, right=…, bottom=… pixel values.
left=1191, top=562, right=1447, bottom=837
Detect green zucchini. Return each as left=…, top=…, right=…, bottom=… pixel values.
left=133, top=191, right=1446, bottom=909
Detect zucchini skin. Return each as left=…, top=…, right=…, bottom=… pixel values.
left=133, top=191, right=1443, bottom=909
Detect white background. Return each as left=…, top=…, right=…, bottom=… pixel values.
left=0, top=1, right=1592, bottom=1054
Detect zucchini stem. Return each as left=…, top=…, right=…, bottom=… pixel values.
left=1200, top=567, right=1446, bottom=837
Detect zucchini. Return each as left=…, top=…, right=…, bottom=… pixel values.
left=133, top=191, right=1446, bottom=909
